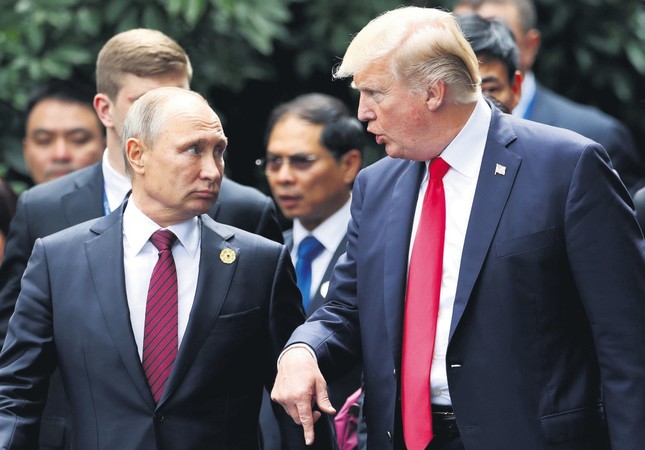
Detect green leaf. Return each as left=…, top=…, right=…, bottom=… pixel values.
left=625, top=40, right=645, bottom=74
left=185, top=0, right=208, bottom=26
left=166, top=0, right=185, bottom=17
left=50, top=46, right=94, bottom=65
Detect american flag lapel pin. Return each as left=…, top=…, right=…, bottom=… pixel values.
left=495, top=163, right=506, bottom=176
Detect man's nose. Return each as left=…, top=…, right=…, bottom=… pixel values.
left=52, top=138, right=72, bottom=161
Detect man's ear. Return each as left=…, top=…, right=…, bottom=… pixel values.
left=94, top=93, right=114, bottom=129
left=339, top=149, right=363, bottom=184
left=426, top=80, right=446, bottom=111
left=125, top=138, right=145, bottom=175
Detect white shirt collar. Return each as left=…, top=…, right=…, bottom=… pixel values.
left=123, top=198, right=201, bottom=258
left=433, top=96, right=491, bottom=179
left=102, top=149, right=132, bottom=213
left=292, top=197, right=351, bottom=252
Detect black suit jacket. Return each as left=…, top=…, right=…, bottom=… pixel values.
left=530, top=82, right=645, bottom=194
left=288, top=104, right=645, bottom=449
left=0, top=162, right=283, bottom=449
left=0, top=210, right=333, bottom=449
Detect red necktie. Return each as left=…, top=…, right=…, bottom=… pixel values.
left=143, top=229, right=178, bottom=403
left=402, top=157, right=450, bottom=450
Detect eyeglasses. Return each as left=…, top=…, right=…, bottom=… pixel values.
left=255, top=154, right=323, bottom=173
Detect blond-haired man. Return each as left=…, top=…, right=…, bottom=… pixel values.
left=272, top=7, right=645, bottom=450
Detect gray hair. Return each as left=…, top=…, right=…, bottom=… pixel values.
left=121, top=87, right=207, bottom=176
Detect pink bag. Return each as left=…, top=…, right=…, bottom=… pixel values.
left=333, top=388, right=363, bottom=450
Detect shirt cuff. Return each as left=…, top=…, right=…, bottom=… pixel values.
left=277, top=343, right=317, bottom=369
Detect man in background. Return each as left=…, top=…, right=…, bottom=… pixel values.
left=0, top=28, right=281, bottom=449
left=454, top=0, right=645, bottom=194
left=258, top=93, right=364, bottom=449
left=457, top=13, right=522, bottom=113
left=22, top=78, right=104, bottom=185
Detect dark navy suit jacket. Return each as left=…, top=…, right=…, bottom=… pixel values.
left=0, top=162, right=283, bottom=449
left=0, top=210, right=333, bottom=449
left=288, top=103, right=645, bottom=450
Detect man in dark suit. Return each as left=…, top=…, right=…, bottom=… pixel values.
left=271, top=7, right=645, bottom=450
left=457, top=13, right=522, bottom=114
left=0, top=29, right=281, bottom=449
left=0, top=87, right=331, bottom=449
left=258, top=93, right=365, bottom=448
left=453, top=0, right=645, bottom=195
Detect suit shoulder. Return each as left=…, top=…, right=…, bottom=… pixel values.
left=203, top=215, right=283, bottom=252
left=219, top=177, right=272, bottom=208
left=534, top=86, right=628, bottom=137
left=17, top=163, right=100, bottom=208
left=358, top=156, right=412, bottom=182
left=490, top=111, right=605, bottom=167
left=38, top=215, right=103, bottom=248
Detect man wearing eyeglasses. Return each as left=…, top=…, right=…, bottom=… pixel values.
left=257, top=92, right=365, bottom=449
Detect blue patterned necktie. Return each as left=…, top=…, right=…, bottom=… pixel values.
left=295, top=235, right=325, bottom=312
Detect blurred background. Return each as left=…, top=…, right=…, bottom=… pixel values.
left=1, top=0, right=645, bottom=196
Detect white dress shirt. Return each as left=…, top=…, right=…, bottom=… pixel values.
left=291, top=198, right=351, bottom=302
left=123, top=199, right=201, bottom=360
left=101, top=149, right=132, bottom=213
left=409, top=97, right=491, bottom=405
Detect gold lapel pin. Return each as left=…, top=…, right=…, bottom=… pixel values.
left=495, top=163, right=507, bottom=176
left=220, top=248, right=236, bottom=264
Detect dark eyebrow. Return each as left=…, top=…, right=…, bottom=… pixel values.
left=481, top=75, right=502, bottom=84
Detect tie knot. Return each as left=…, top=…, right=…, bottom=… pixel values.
left=297, top=235, right=324, bottom=262
left=430, top=157, right=450, bottom=181
left=150, top=229, right=177, bottom=252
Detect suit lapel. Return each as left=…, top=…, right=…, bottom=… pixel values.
left=85, top=205, right=154, bottom=406
left=384, top=161, right=425, bottom=368
left=160, top=217, right=237, bottom=405
left=449, top=110, right=521, bottom=340
left=61, top=163, right=105, bottom=225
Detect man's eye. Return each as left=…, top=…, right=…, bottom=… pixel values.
left=187, top=146, right=200, bottom=155
left=34, top=139, right=53, bottom=146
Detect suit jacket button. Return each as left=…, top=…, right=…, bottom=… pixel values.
left=154, top=413, right=164, bottom=422
left=387, top=431, right=392, bottom=441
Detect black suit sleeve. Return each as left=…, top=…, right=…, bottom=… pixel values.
left=211, top=178, right=284, bottom=244
left=264, top=246, right=336, bottom=450
left=0, top=239, right=56, bottom=449
left=253, top=195, right=284, bottom=244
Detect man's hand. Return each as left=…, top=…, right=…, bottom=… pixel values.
left=271, top=346, right=336, bottom=445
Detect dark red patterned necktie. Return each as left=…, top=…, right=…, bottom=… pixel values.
left=143, top=229, right=178, bottom=403
left=402, top=157, right=450, bottom=450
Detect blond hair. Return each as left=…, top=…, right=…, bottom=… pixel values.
left=333, top=7, right=481, bottom=104
left=96, top=29, right=192, bottom=100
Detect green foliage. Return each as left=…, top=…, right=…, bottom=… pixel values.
left=1, top=0, right=645, bottom=187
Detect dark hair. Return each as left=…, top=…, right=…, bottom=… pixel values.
left=453, top=0, right=537, bottom=32
left=457, top=13, right=519, bottom=84
left=264, top=93, right=366, bottom=157
left=0, top=179, right=17, bottom=237
left=25, top=78, right=98, bottom=124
